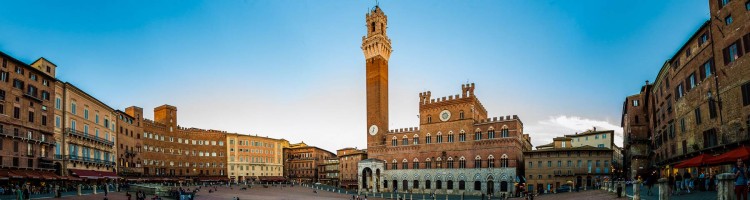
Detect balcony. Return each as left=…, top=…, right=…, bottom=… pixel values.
left=0, top=127, right=55, bottom=146
left=125, top=149, right=137, bottom=158
left=23, top=92, right=42, bottom=102
left=67, top=155, right=115, bottom=166
left=65, top=128, right=114, bottom=146
left=119, top=167, right=144, bottom=174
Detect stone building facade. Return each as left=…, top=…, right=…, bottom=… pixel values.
left=115, top=108, right=144, bottom=177
left=319, top=158, right=339, bottom=186
left=0, top=53, right=56, bottom=173
left=53, top=81, right=117, bottom=177
left=338, top=147, right=366, bottom=189
left=622, top=0, right=750, bottom=177
left=621, top=84, right=653, bottom=179
left=140, top=105, right=227, bottom=179
left=283, top=142, right=336, bottom=183
left=226, top=133, right=287, bottom=183
left=357, top=6, right=532, bottom=197
left=523, top=138, right=614, bottom=194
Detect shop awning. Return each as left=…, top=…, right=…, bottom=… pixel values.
left=100, top=171, right=119, bottom=179
left=14, top=170, right=41, bottom=179
left=675, top=153, right=715, bottom=168
left=36, top=171, right=59, bottom=180
left=0, top=169, right=23, bottom=180
left=707, top=146, right=750, bottom=165
left=69, top=169, right=103, bottom=179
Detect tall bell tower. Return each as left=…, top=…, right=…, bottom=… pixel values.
left=363, top=6, right=391, bottom=148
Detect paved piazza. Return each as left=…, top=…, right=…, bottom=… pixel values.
left=44, top=185, right=630, bottom=200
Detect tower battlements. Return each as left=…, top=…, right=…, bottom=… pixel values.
left=388, top=127, right=420, bottom=134
left=420, top=83, right=477, bottom=105
left=475, top=115, right=522, bottom=125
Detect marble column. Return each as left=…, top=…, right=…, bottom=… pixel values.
left=657, top=178, right=669, bottom=200
left=633, top=181, right=640, bottom=200
left=717, top=173, right=735, bottom=200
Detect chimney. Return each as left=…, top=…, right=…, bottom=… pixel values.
left=593, top=127, right=597, bottom=131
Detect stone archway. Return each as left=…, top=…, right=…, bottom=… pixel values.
left=487, top=175, right=495, bottom=195
left=362, top=167, right=373, bottom=191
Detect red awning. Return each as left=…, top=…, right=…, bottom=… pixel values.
left=36, top=171, right=58, bottom=180
left=675, top=153, right=715, bottom=168
left=13, top=170, right=41, bottom=179
left=707, top=146, right=750, bottom=165
left=0, top=169, right=23, bottom=180
left=100, top=171, right=119, bottom=179
left=69, top=169, right=102, bottom=179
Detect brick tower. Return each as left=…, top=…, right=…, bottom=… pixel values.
left=363, top=6, right=391, bottom=148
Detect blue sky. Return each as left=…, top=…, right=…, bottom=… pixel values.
left=0, top=0, right=709, bottom=152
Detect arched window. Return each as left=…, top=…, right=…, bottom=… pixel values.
left=459, top=110, right=465, bottom=119
left=425, top=158, right=432, bottom=169
left=371, top=22, right=376, bottom=32
left=474, top=155, right=482, bottom=168
left=427, top=115, right=432, bottom=123
left=501, top=154, right=509, bottom=167
left=474, top=181, right=481, bottom=191
left=413, top=134, right=420, bottom=145
left=459, top=156, right=466, bottom=168
left=501, top=126, right=509, bottom=138
left=436, top=132, right=443, bottom=143
left=488, top=127, right=496, bottom=139
left=459, top=130, right=466, bottom=142
left=474, top=128, right=482, bottom=140
left=413, top=180, right=420, bottom=189
left=488, top=155, right=496, bottom=168
left=436, top=157, right=443, bottom=168
left=447, top=157, right=455, bottom=169
left=459, top=180, right=466, bottom=190
left=402, top=159, right=408, bottom=169
left=392, top=159, right=398, bottom=170
left=392, top=136, right=398, bottom=146
left=425, top=133, right=432, bottom=144
left=402, top=135, right=408, bottom=145
left=426, top=180, right=432, bottom=189
left=413, top=158, right=420, bottom=169
left=436, top=180, right=443, bottom=189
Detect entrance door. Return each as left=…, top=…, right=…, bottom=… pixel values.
left=487, top=181, right=494, bottom=195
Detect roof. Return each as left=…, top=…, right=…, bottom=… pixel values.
left=62, top=81, right=116, bottom=112
left=0, top=51, right=55, bottom=80
left=359, top=158, right=385, bottom=164
left=564, top=130, right=615, bottom=138
left=524, top=145, right=614, bottom=153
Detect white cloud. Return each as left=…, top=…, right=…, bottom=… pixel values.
left=525, top=115, right=623, bottom=148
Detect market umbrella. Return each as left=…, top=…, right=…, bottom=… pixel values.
left=706, top=146, right=750, bottom=165
left=674, top=153, right=715, bottom=168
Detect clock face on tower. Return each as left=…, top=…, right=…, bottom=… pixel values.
left=440, top=110, right=451, bottom=122
left=369, top=125, right=379, bottom=135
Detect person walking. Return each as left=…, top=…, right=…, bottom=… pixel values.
left=675, top=172, right=683, bottom=194
left=734, top=159, right=748, bottom=200
left=684, top=171, right=692, bottom=193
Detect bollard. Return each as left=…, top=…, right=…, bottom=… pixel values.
left=77, top=184, right=82, bottom=196
left=657, top=178, right=669, bottom=200
left=633, top=181, right=640, bottom=200
left=93, top=184, right=98, bottom=194
left=717, top=173, right=736, bottom=200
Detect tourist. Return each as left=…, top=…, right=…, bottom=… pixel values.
left=734, top=159, right=748, bottom=200
left=675, top=171, right=683, bottom=194
left=684, top=170, right=692, bottom=193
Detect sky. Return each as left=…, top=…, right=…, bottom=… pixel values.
left=0, top=0, right=710, bottom=152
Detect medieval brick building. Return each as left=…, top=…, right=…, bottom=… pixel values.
left=357, top=6, right=533, bottom=197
